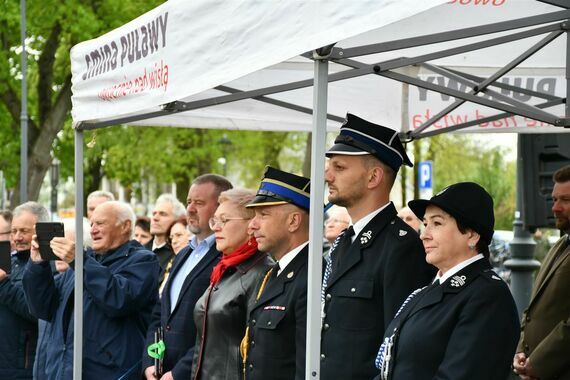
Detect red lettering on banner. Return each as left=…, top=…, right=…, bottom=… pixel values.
left=97, top=60, right=169, bottom=101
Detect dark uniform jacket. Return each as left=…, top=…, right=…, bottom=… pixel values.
left=0, top=250, right=37, bottom=379
left=321, top=203, right=435, bottom=380
left=191, top=251, right=273, bottom=380
left=374, top=258, right=520, bottom=380
left=517, top=235, right=570, bottom=380
left=245, top=245, right=308, bottom=380
left=23, top=240, right=159, bottom=380
left=143, top=244, right=221, bottom=379
left=145, top=239, right=175, bottom=284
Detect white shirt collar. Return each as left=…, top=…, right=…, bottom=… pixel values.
left=277, top=241, right=309, bottom=276
left=351, top=202, right=391, bottom=242
left=435, top=254, right=484, bottom=284
left=152, top=239, right=167, bottom=251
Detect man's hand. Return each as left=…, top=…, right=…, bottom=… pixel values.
left=144, top=366, right=158, bottom=380
left=51, top=237, right=75, bottom=264
left=0, top=268, right=6, bottom=281
left=30, top=235, right=44, bottom=263
left=160, top=371, right=173, bottom=380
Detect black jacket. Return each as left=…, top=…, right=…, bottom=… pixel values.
left=320, top=203, right=435, bottom=380
left=245, top=246, right=308, bottom=380
left=0, top=250, right=37, bottom=379
left=191, top=251, right=273, bottom=380
left=374, top=258, right=520, bottom=380
left=145, top=239, right=175, bottom=284
left=143, top=243, right=220, bottom=378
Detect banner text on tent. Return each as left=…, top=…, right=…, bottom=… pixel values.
left=82, top=12, right=169, bottom=81
left=97, top=60, right=169, bottom=101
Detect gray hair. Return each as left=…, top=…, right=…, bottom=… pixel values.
left=62, top=217, right=93, bottom=247
left=105, top=201, right=136, bottom=238
left=87, top=190, right=115, bottom=202
left=13, top=201, right=50, bottom=222
left=155, top=193, right=186, bottom=218
left=218, top=188, right=256, bottom=219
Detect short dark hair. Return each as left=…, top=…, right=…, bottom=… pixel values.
left=135, top=216, right=151, bottom=233
left=456, top=219, right=490, bottom=259
left=553, top=165, right=570, bottom=183
left=192, top=174, right=233, bottom=200
left=0, top=210, right=12, bottom=223
left=361, top=155, right=396, bottom=189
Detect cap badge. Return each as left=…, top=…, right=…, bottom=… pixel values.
left=450, top=275, right=467, bottom=288
left=287, top=271, right=294, bottom=279
left=360, top=230, right=372, bottom=244
left=399, top=230, right=407, bottom=237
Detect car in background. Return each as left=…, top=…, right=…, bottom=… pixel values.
left=488, top=230, right=514, bottom=283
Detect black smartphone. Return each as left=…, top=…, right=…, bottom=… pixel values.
left=35, top=222, right=65, bottom=261
left=0, top=241, right=11, bottom=274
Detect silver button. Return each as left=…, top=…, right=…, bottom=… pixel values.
left=350, top=287, right=356, bottom=293
left=325, top=293, right=332, bottom=301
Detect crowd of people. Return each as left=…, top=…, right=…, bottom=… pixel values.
left=0, top=113, right=568, bottom=380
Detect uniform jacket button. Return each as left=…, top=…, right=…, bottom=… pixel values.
left=320, top=354, right=326, bottom=361
left=165, top=325, right=171, bottom=331
left=251, top=319, right=256, bottom=325
left=325, top=293, right=332, bottom=301
left=323, top=323, right=330, bottom=331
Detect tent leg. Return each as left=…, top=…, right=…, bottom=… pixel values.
left=74, top=129, right=84, bottom=380
left=306, top=54, right=329, bottom=380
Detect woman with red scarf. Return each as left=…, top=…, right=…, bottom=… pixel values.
left=191, top=189, right=273, bottom=380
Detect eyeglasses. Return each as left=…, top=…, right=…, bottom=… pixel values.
left=208, top=217, right=249, bottom=229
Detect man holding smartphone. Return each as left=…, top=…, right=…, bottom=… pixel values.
left=23, top=201, right=160, bottom=380
left=0, top=202, right=48, bottom=379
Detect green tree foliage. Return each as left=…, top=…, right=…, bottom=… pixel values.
left=423, top=134, right=516, bottom=230
left=0, top=0, right=164, bottom=205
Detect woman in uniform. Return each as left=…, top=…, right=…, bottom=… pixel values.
left=191, top=189, right=273, bottom=380
left=374, top=182, right=520, bottom=380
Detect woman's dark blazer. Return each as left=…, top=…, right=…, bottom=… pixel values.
left=375, top=258, right=520, bottom=380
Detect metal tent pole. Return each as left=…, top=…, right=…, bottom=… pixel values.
left=306, top=46, right=331, bottom=380
left=73, top=129, right=84, bottom=379
left=20, top=0, right=27, bottom=203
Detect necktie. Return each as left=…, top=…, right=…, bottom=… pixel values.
left=374, top=282, right=437, bottom=377
left=321, top=226, right=354, bottom=316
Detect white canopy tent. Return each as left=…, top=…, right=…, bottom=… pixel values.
left=70, top=1, right=570, bottom=379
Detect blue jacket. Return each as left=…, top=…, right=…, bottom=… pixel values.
left=0, top=250, right=37, bottom=379
left=142, top=244, right=220, bottom=379
left=23, top=240, right=159, bottom=380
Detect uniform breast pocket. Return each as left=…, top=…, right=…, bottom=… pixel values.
left=256, top=309, right=286, bottom=331
left=331, top=279, right=377, bottom=330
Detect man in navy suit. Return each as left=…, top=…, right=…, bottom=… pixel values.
left=143, top=174, right=232, bottom=380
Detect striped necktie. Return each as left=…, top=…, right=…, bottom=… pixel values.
left=321, top=226, right=354, bottom=316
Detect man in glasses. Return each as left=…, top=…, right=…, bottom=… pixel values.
left=143, top=174, right=232, bottom=380
left=0, top=202, right=49, bottom=379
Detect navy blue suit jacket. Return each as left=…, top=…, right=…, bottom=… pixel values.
left=143, top=244, right=220, bottom=378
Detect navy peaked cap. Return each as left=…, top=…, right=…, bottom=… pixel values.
left=408, top=182, right=495, bottom=245
left=326, top=113, right=412, bottom=171
left=247, top=166, right=311, bottom=211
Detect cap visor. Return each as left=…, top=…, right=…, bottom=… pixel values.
left=408, top=199, right=430, bottom=220
left=326, top=142, right=370, bottom=157
left=246, top=195, right=288, bottom=208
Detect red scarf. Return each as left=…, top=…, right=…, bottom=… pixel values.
left=210, top=237, right=258, bottom=286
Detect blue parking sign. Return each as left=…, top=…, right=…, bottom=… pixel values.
left=418, top=161, right=433, bottom=190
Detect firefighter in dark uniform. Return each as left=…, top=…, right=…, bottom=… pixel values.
left=321, top=113, right=436, bottom=380
left=241, top=167, right=311, bottom=380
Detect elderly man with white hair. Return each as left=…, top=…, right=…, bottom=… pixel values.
left=23, top=201, right=159, bottom=380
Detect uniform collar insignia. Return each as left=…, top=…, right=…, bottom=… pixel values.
left=399, top=230, right=407, bottom=236
left=450, top=275, right=467, bottom=287
left=286, top=271, right=294, bottom=279
left=360, top=230, right=372, bottom=244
